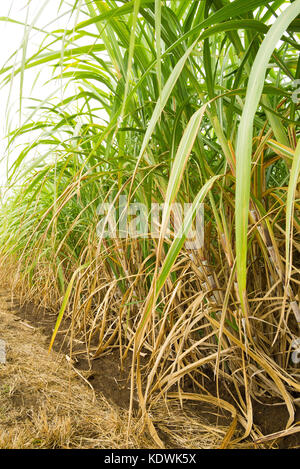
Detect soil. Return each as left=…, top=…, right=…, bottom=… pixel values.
left=3, top=293, right=300, bottom=449
left=5, top=298, right=134, bottom=410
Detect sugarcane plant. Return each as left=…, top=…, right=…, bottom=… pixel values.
left=0, top=0, right=300, bottom=445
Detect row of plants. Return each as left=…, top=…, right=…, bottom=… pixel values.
left=0, top=0, right=300, bottom=445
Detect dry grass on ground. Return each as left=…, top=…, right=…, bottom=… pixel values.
left=0, top=293, right=242, bottom=449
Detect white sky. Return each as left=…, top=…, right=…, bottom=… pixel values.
left=0, top=0, right=84, bottom=187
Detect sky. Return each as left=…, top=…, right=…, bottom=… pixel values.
left=0, top=0, right=82, bottom=187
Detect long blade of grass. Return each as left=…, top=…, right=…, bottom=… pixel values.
left=158, top=104, right=208, bottom=257
left=137, top=175, right=221, bottom=340
left=285, top=139, right=300, bottom=282
left=235, top=0, right=300, bottom=312
left=155, top=0, right=162, bottom=99
left=48, top=264, right=88, bottom=352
